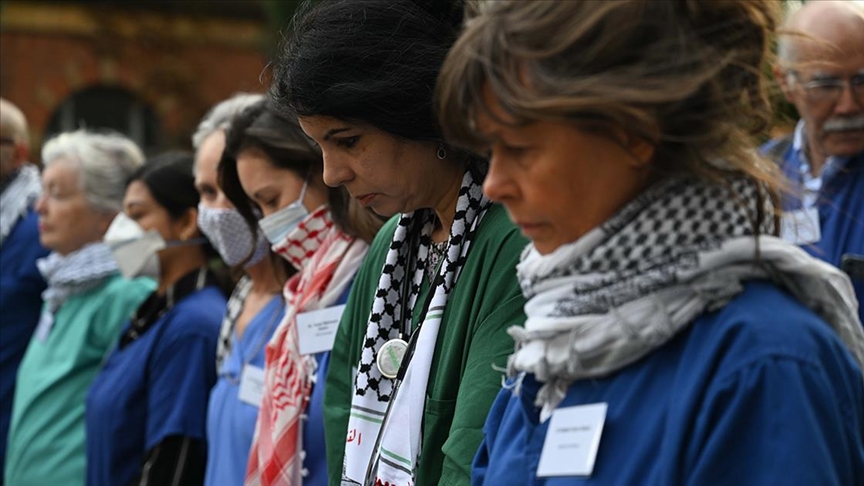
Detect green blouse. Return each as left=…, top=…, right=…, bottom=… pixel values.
left=324, top=204, right=528, bottom=485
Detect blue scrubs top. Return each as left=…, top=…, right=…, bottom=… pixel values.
left=204, top=295, right=285, bottom=486
left=204, top=284, right=352, bottom=486
left=474, top=281, right=864, bottom=486
left=0, top=209, right=48, bottom=477
left=763, top=138, right=864, bottom=324
left=85, top=285, right=225, bottom=486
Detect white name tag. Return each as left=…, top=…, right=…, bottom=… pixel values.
left=780, top=208, right=821, bottom=245
left=238, top=365, right=265, bottom=407
left=35, top=310, right=55, bottom=343
left=296, top=304, right=346, bottom=355
left=537, top=402, right=608, bottom=478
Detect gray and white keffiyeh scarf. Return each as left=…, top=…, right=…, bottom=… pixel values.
left=510, top=176, right=864, bottom=421
left=343, top=170, right=490, bottom=485
left=216, top=275, right=253, bottom=371
left=37, top=242, right=119, bottom=314
left=0, top=164, right=41, bottom=246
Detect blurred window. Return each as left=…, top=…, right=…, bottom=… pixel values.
left=45, top=86, right=161, bottom=153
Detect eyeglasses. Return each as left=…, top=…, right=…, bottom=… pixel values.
left=789, top=71, right=864, bottom=104
left=0, top=137, right=16, bottom=147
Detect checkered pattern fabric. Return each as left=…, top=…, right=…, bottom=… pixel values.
left=36, top=242, right=119, bottom=313
left=216, top=276, right=253, bottom=371
left=509, top=175, right=864, bottom=420
left=344, top=170, right=490, bottom=485
left=0, top=165, right=41, bottom=246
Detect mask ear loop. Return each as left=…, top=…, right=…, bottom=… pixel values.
left=296, top=178, right=309, bottom=209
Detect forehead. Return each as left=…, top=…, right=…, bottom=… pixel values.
left=474, top=84, right=519, bottom=136
left=194, top=131, right=225, bottom=180
left=297, top=115, right=357, bottom=137
left=123, top=179, right=155, bottom=206
left=43, top=158, right=80, bottom=186
left=793, top=28, right=864, bottom=74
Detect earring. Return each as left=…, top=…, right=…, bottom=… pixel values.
left=437, top=144, right=447, bottom=160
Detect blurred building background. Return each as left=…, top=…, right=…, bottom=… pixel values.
left=0, top=0, right=302, bottom=159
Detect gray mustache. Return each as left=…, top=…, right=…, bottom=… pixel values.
left=824, top=115, right=864, bottom=132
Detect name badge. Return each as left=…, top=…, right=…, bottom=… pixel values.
left=238, top=365, right=265, bottom=407
left=35, top=310, right=55, bottom=343
left=780, top=207, right=821, bottom=245
left=296, top=304, right=346, bottom=355
left=537, top=402, right=608, bottom=478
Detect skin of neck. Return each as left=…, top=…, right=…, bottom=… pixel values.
left=244, top=255, right=283, bottom=295
left=804, top=131, right=830, bottom=177
left=157, top=247, right=208, bottom=295
left=429, top=161, right=466, bottom=243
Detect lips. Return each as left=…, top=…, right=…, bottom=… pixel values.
left=356, top=193, right=378, bottom=207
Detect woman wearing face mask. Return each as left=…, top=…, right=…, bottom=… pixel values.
left=273, top=1, right=528, bottom=484
left=219, top=100, right=383, bottom=485
left=437, top=1, right=864, bottom=484
left=85, top=152, right=229, bottom=486
left=192, top=94, right=295, bottom=486
left=4, top=130, right=153, bottom=486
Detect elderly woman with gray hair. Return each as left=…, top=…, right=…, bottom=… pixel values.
left=4, top=130, right=155, bottom=486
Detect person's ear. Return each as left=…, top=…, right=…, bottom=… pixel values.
left=611, top=127, right=655, bottom=170
left=13, top=141, right=29, bottom=167
left=175, top=207, right=200, bottom=241
left=775, top=66, right=795, bottom=103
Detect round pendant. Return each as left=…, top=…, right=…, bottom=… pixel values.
left=376, top=338, right=409, bottom=379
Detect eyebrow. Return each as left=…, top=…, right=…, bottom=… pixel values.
left=323, top=127, right=352, bottom=141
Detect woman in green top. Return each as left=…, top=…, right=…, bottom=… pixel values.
left=271, top=1, right=528, bottom=484
left=5, top=130, right=154, bottom=486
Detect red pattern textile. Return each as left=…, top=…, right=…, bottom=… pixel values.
left=245, top=207, right=363, bottom=485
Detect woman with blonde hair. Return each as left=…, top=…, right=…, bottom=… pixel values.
left=437, top=1, right=864, bottom=484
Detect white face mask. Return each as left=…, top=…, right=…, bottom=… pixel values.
left=197, top=204, right=269, bottom=268
left=258, top=180, right=309, bottom=246
left=103, top=212, right=164, bottom=280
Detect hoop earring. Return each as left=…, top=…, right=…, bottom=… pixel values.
left=437, top=144, right=447, bottom=160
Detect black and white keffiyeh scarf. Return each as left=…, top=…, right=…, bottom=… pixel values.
left=37, top=242, right=120, bottom=314
left=0, top=164, right=41, bottom=246
left=216, top=275, right=253, bottom=371
left=510, top=176, right=864, bottom=421
left=343, top=170, right=490, bottom=485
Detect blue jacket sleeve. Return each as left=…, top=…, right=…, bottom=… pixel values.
left=686, top=355, right=864, bottom=486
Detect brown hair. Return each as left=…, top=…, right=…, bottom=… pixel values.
left=438, top=0, right=784, bottom=232
left=219, top=100, right=385, bottom=244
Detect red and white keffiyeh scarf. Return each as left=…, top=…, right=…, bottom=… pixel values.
left=246, top=206, right=369, bottom=485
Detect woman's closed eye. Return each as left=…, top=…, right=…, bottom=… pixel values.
left=335, top=136, right=360, bottom=149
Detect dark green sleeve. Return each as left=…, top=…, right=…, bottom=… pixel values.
left=439, top=209, right=529, bottom=485
left=323, top=219, right=396, bottom=485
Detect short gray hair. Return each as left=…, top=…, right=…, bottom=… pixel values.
left=41, top=129, right=145, bottom=214
left=192, top=93, right=265, bottom=149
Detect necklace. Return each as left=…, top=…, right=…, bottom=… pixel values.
left=425, top=240, right=448, bottom=282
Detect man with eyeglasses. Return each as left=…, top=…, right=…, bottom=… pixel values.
left=764, top=0, right=864, bottom=325
left=0, top=98, right=49, bottom=478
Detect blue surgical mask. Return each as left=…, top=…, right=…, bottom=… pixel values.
left=258, top=180, right=309, bottom=246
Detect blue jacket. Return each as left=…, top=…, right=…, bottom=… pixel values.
left=0, top=209, right=49, bottom=476
left=474, top=281, right=864, bottom=486
left=762, top=136, right=864, bottom=324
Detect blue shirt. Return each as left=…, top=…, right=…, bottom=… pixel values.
left=762, top=131, right=864, bottom=324
left=85, top=285, right=225, bottom=486
left=204, top=284, right=352, bottom=486
left=205, top=295, right=284, bottom=486
left=474, top=281, right=864, bottom=486
left=0, top=209, right=49, bottom=477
